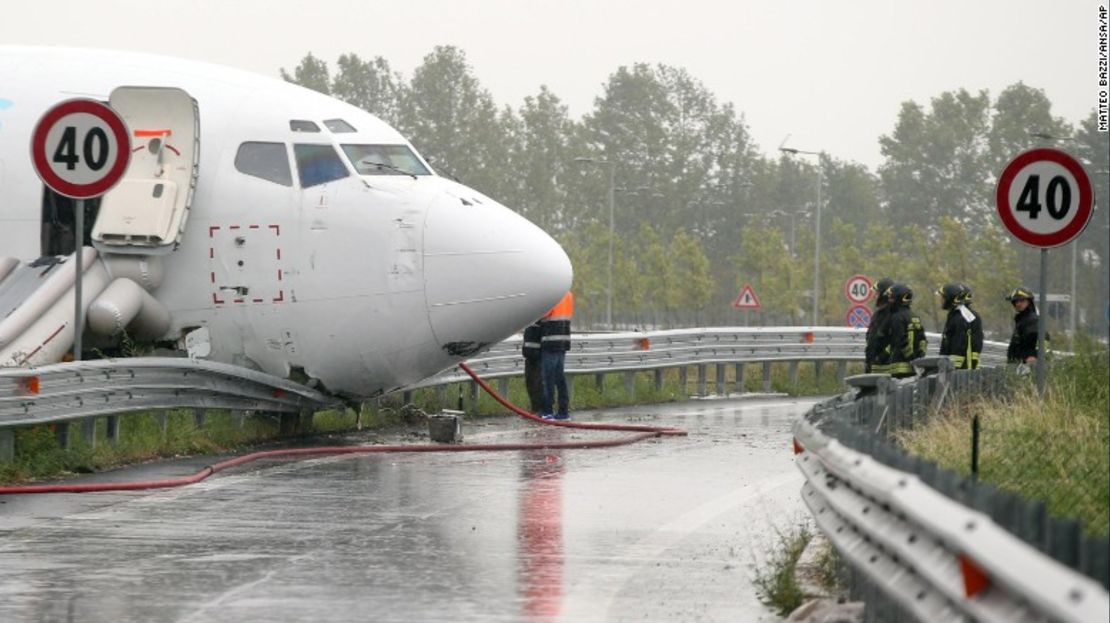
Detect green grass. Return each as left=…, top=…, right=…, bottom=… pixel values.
left=752, top=522, right=814, bottom=617
left=896, top=338, right=1110, bottom=536
left=0, top=360, right=856, bottom=485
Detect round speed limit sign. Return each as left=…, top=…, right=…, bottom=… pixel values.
left=844, top=274, right=873, bottom=304
left=30, top=99, right=131, bottom=199
left=996, top=148, right=1094, bottom=248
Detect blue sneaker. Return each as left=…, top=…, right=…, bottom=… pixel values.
left=554, top=413, right=570, bottom=421
left=540, top=413, right=554, bottom=420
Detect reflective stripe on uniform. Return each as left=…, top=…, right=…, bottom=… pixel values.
left=889, top=362, right=914, bottom=375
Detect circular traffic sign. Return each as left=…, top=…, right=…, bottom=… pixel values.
left=845, top=304, right=872, bottom=329
left=844, top=274, right=874, bottom=303
left=30, top=99, right=131, bottom=199
left=996, top=148, right=1094, bottom=248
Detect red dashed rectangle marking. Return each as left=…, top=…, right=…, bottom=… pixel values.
left=276, top=248, right=282, bottom=260
left=277, top=269, right=283, bottom=281
left=209, top=226, right=220, bottom=237
left=229, top=225, right=241, bottom=230
left=273, top=290, right=284, bottom=303
left=253, top=298, right=264, bottom=303
left=210, top=272, right=216, bottom=284
left=269, top=224, right=281, bottom=236
left=209, top=248, right=214, bottom=259
left=249, top=225, right=260, bottom=229
left=213, top=293, right=224, bottom=305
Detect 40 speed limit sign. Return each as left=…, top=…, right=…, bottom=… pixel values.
left=30, top=99, right=131, bottom=199
left=996, top=148, right=1094, bottom=248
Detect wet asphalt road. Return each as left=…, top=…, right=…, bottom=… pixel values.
left=0, top=395, right=820, bottom=623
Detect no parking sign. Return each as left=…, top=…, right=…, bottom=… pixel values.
left=845, top=304, right=871, bottom=329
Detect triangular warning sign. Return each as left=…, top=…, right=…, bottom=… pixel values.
left=732, top=284, right=761, bottom=310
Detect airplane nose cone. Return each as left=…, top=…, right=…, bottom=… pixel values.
left=424, top=199, right=572, bottom=357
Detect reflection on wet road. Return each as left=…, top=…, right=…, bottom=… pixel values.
left=0, top=396, right=819, bottom=622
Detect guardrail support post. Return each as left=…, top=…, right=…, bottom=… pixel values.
left=595, top=373, right=605, bottom=391
left=788, top=361, right=799, bottom=385
left=55, top=421, right=71, bottom=450
left=678, top=366, right=688, bottom=396
left=106, top=415, right=120, bottom=444
left=814, top=360, right=822, bottom=385
left=762, top=362, right=772, bottom=393
left=193, top=408, right=206, bottom=429
left=0, top=429, right=13, bottom=463
left=697, top=364, right=707, bottom=397
left=402, top=390, right=413, bottom=405
left=435, top=385, right=447, bottom=409
left=624, top=371, right=635, bottom=398
left=299, top=409, right=315, bottom=434
left=80, top=418, right=97, bottom=450
left=716, top=364, right=726, bottom=396
left=497, top=378, right=510, bottom=398
left=836, top=360, right=847, bottom=382
left=734, top=363, right=744, bottom=393
left=158, top=410, right=169, bottom=441
left=653, top=369, right=663, bottom=391
left=468, top=381, right=480, bottom=415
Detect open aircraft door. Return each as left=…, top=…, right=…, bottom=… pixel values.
left=92, top=87, right=199, bottom=255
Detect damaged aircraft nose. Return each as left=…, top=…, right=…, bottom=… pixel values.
left=423, top=198, right=572, bottom=356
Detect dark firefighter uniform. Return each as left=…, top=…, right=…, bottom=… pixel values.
left=522, top=321, right=544, bottom=413
left=865, top=277, right=894, bottom=374
left=884, top=283, right=926, bottom=379
left=937, top=283, right=983, bottom=369
left=1006, top=286, right=1044, bottom=364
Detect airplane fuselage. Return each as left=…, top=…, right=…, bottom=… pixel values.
left=0, top=47, right=572, bottom=397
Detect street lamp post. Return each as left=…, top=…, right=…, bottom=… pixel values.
left=779, top=147, right=823, bottom=325
left=574, top=157, right=616, bottom=329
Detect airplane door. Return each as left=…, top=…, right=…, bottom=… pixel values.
left=92, top=87, right=199, bottom=255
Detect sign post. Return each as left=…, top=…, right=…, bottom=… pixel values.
left=996, top=148, right=1094, bottom=394
left=30, top=99, right=131, bottom=361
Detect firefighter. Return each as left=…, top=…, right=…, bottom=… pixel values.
left=884, top=283, right=926, bottom=379
left=865, top=277, right=894, bottom=373
left=1006, top=286, right=1043, bottom=369
left=937, top=282, right=983, bottom=369
left=522, top=320, right=544, bottom=413
left=539, top=291, right=574, bottom=420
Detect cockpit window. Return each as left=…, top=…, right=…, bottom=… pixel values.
left=294, top=144, right=350, bottom=187
left=235, top=142, right=292, bottom=187
left=290, top=120, right=320, bottom=133
left=323, top=118, right=357, bottom=133
left=341, top=144, right=431, bottom=176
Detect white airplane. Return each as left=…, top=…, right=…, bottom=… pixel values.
left=0, top=46, right=572, bottom=399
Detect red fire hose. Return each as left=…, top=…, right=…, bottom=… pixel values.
left=0, top=363, right=686, bottom=495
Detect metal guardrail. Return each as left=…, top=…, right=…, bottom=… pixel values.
left=408, top=327, right=1011, bottom=388
left=794, top=366, right=1110, bottom=622
left=0, top=357, right=336, bottom=427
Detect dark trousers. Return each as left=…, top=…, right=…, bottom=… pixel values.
left=524, top=356, right=543, bottom=413
left=540, top=350, right=568, bottom=417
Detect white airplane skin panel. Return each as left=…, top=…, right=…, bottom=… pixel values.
left=424, top=202, right=572, bottom=353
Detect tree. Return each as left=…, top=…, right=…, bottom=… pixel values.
left=668, top=229, right=714, bottom=325
left=395, top=46, right=515, bottom=200
left=279, top=53, right=331, bottom=95
left=330, top=53, right=406, bottom=125
left=879, top=89, right=992, bottom=228
left=509, top=86, right=582, bottom=233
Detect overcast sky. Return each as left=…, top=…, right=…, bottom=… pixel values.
left=2, top=0, right=1103, bottom=170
